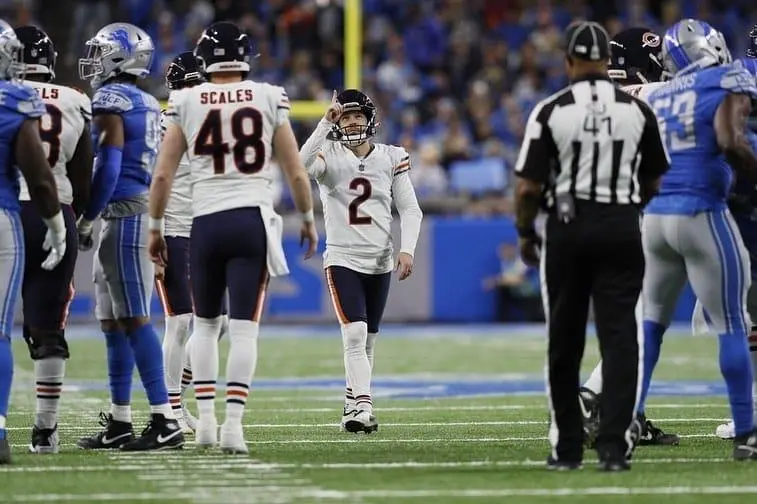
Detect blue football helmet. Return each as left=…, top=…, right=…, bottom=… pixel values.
left=0, top=19, right=24, bottom=81
left=194, top=22, right=258, bottom=75
left=662, top=19, right=731, bottom=75
left=79, top=22, right=154, bottom=88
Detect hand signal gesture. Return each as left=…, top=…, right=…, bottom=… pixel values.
left=324, top=90, right=343, bottom=124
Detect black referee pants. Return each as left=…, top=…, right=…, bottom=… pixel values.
left=542, top=201, right=643, bottom=462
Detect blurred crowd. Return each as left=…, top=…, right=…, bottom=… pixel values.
left=6, top=0, right=757, bottom=215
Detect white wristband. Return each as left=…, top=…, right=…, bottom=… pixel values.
left=148, top=217, right=165, bottom=234
left=42, top=210, right=65, bottom=236
left=301, top=209, right=315, bottom=223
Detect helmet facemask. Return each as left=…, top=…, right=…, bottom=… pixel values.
left=329, top=103, right=377, bottom=148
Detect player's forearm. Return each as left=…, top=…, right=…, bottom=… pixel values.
left=514, top=178, right=541, bottom=232
left=288, top=171, right=314, bottom=214
left=27, top=174, right=61, bottom=219
left=82, top=145, right=123, bottom=221
left=300, top=119, right=331, bottom=173
left=724, top=143, right=757, bottom=183
left=399, top=206, right=423, bottom=256
left=148, top=175, right=172, bottom=221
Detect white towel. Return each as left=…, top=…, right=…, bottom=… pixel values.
left=691, top=299, right=712, bottom=335
left=259, top=205, right=290, bottom=277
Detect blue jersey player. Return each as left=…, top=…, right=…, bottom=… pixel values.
left=643, top=19, right=757, bottom=460
left=0, top=20, right=67, bottom=464
left=706, top=27, right=757, bottom=440
left=75, top=23, right=184, bottom=451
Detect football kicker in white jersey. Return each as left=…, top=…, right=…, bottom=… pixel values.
left=300, top=89, right=423, bottom=433
left=148, top=21, right=317, bottom=453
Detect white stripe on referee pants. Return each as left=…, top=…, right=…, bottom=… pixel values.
left=538, top=225, right=559, bottom=460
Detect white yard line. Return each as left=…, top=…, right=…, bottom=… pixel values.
left=2, top=417, right=732, bottom=432
left=0, top=457, right=734, bottom=473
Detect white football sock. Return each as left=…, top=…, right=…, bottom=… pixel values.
left=0, top=415, right=5, bottom=430
left=181, top=334, right=193, bottom=398
left=111, top=404, right=131, bottom=424
left=35, top=358, right=65, bottom=429
left=224, top=319, right=258, bottom=425
left=190, top=316, right=222, bottom=422
left=162, top=313, right=192, bottom=415
left=344, top=363, right=356, bottom=411
left=583, top=360, right=603, bottom=395
left=366, top=332, right=378, bottom=370
left=342, top=321, right=372, bottom=414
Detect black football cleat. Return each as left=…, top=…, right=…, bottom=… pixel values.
left=77, top=412, right=134, bottom=450
left=0, top=432, right=9, bottom=465
left=120, top=414, right=185, bottom=451
left=578, top=387, right=600, bottom=448
left=29, top=424, right=59, bottom=454
left=546, top=455, right=582, bottom=471
left=637, top=413, right=680, bottom=446
left=733, top=429, right=757, bottom=460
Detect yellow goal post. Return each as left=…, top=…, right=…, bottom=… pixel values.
left=159, top=0, right=362, bottom=122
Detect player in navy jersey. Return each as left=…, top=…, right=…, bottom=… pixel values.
left=75, top=23, right=183, bottom=451
left=0, top=20, right=68, bottom=464
left=643, top=19, right=757, bottom=459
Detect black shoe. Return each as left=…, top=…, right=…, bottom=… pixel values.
left=637, top=413, right=680, bottom=446
left=119, top=414, right=185, bottom=451
left=0, top=432, right=9, bottom=464
left=77, top=412, right=134, bottom=450
left=546, top=455, right=582, bottom=471
left=597, top=445, right=631, bottom=471
left=29, top=424, right=59, bottom=454
left=578, top=387, right=600, bottom=448
left=733, top=429, right=757, bottom=460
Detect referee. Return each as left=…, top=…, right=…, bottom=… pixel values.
left=513, top=21, right=669, bottom=471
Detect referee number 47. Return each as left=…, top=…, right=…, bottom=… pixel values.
left=582, top=115, right=612, bottom=136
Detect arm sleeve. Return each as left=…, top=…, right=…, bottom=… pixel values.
left=513, top=100, right=557, bottom=184
left=300, top=118, right=332, bottom=179
left=392, top=170, right=423, bottom=257
left=82, top=144, right=123, bottom=221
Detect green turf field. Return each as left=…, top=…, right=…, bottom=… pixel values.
left=0, top=325, right=752, bottom=503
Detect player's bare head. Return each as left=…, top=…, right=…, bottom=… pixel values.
left=608, top=27, right=664, bottom=85
left=0, top=20, right=24, bottom=81
left=563, top=21, right=610, bottom=82
left=166, top=51, right=204, bottom=91
left=194, top=22, right=257, bottom=83
left=15, top=26, right=56, bottom=83
left=326, top=89, right=378, bottom=148
left=661, top=19, right=731, bottom=75
left=79, top=23, right=154, bottom=89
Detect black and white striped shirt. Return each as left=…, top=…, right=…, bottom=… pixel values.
left=514, top=75, right=669, bottom=207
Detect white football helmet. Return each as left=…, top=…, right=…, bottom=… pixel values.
left=0, top=19, right=25, bottom=81
left=79, top=22, right=154, bottom=88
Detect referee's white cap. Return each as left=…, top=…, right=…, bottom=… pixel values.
left=565, top=21, right=611, bottom=62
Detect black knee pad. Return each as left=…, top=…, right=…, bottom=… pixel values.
left=23, top=326, right=70, bottom=360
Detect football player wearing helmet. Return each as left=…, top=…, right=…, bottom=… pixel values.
left=156, top=51, right=203, bottom=435
left=76, top=23, right=184, bottom=452
left=15, top=25, right=93, bottom=454
left=711, top=24, right=757, bottom=441
left=149, top=22, right=317, bottom=453
left=0, top=19, right=68, bottom=464
left=300, top=89, right=423, bottom=433
left=579, top=27, right=680, bottom=449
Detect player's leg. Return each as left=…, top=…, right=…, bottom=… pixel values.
left=326, top=265, right=371, bottom=432
left=101, top=214, right=183, bottom=451
left=0, top=210, right=25, bottom=464
left=221, top=208, right=269, bottom=453
left=20, top=203, right=77, bottom=454
left=636, top=215, right=687, bottom=420
left=683, top=210, right=756, bottom=459
left=77, top=225, right=135, bottom=450
left=188, top=213, right=228, bottom=447
left=155, top=236, right=194, bottom=433
left=349, top=271, right=392, bottom=433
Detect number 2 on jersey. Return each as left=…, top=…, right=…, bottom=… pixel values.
left=39, top=104, right=62, bottom=166
left=349, top=177, right=372, bottom=225
left=195, top=108, right=265, bottom=174
left=652, top=90, right=697, bottom=151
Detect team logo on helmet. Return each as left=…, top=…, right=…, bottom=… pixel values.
left=642, top=32, right=661, bottom=48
